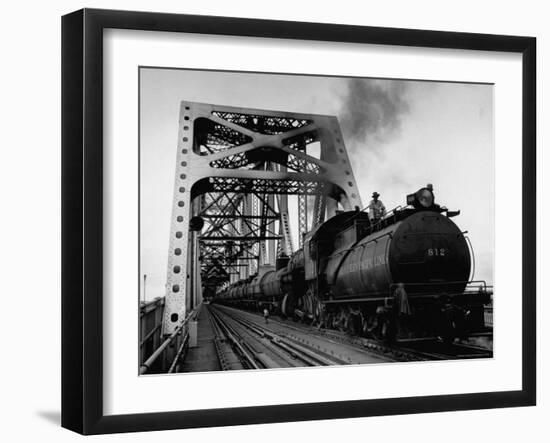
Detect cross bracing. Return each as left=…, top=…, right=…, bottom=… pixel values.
left=161, top=102, right=362, bottom=335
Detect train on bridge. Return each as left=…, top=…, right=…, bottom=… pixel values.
left=212, top=185, right=492, bottom=342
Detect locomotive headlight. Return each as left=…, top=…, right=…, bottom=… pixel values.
left=417, top=188, right=434, bottom=207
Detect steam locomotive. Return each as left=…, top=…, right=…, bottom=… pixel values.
left=213, top=186, right=492, bottom=342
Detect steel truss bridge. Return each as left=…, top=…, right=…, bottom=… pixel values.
left=160, top=102, right=362, bottom=336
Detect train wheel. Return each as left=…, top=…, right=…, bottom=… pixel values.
left=326, top=312, right=336, bottom=329
left=333, top=309, right=346, bottom=332
left=367, top=309, right=395, bottom=342
left=345, top=313, right=361, bottom=336
left=304, top=291, right=316, bottom=323
left=365, top=314, right=379, bottom=339
left=358, top=312, right=368, bottom=337
left=312, top=298, right=324, bottom=327
left=281, top=295, right=288, bottom=318
left=304, top=295, right=312, bottom=322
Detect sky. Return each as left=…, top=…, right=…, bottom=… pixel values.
left=140, top=68, right=494, bottom=301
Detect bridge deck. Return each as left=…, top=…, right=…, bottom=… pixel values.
left=180, top=305, right=221, bottom=373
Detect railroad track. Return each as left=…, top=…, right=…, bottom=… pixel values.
left=214, top=304, right=493, bottom=363
left=307, top=324, right=493, bottom=362
left=219, top=308, right=348, bottom=366
left=210, top=304, right=314, bottom=369
left=212, top=305, right=393, bottom=367
left=207, top=305, right=251, bottom=370
left=390, top=338, right=493, bottom=361
left=209, top=304, right=348, bottom=369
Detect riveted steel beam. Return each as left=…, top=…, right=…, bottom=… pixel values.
left=162, top=101, right=362, bottom=335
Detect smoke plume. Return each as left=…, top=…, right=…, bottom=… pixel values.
left=339, top=79, right=410, bottom=151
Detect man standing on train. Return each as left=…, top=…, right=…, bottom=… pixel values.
left=368, top=192, right=386, bottom=223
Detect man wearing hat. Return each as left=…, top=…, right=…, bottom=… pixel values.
left=368, top=191, right=386, bottom=223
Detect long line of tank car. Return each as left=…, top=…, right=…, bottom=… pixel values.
left=212, top=186, right=492, bottom=342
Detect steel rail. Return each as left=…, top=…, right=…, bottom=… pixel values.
left=212, top=305, right=343, bottom=366
left=211, top=307, right=288, bottom=367
left=207, top=306, right=244, bottom=370
left=392, top=340, right=493, bottom=361
left=210, top=306, right=306, bottom=368
left=206, top=306, right=239, bottom=370
left=217, top=304, right=492, bottom=363
left=208, top=307, right=262, bottom=369
left=211, top=305, right=312, bottom=367
left=235, top=316, right=339, bottom=366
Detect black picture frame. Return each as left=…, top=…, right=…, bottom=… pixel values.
left=62, top=8, right=536, bottom=435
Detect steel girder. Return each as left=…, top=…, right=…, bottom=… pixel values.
left=162, top=102, right=362, bottom=335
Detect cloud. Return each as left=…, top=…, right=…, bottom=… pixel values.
left=338, top=79, right=410, bottom=152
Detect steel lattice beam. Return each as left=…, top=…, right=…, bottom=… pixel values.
left=162, top=102, right=363, bottom=335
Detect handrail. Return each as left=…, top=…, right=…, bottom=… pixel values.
left=364, top=205, right=405, bottom=233
left=342, top=204, right=404, bottom=227
left=139, top=305, right=200, bottom=375
left=139, top=323, right=162, bottom=348
left=168, top=333, right=190, bottom=373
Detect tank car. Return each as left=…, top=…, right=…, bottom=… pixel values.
left=214, top=186, right=492, bottom=342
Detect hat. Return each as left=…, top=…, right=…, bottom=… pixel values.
left=372, top=192, right=380, bottom=198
